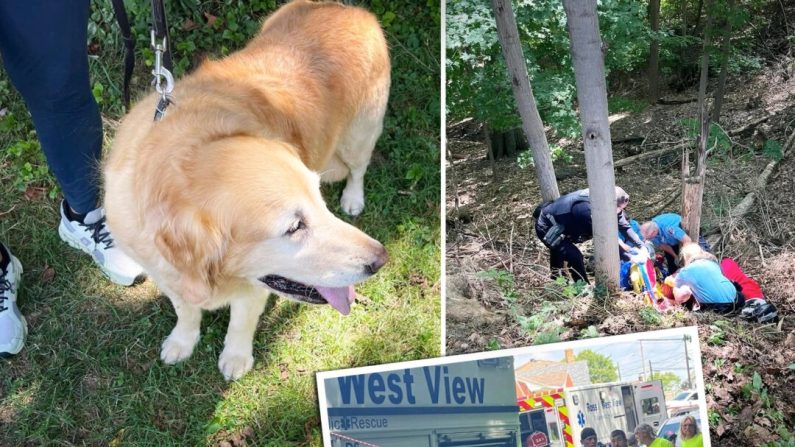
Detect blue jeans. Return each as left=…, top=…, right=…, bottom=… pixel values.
left=0, top=0, right=102, bottom=214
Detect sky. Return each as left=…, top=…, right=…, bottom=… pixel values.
left=514, top=334, right=697, bottom=385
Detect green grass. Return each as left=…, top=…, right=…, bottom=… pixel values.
left=0, top=1, right=440, bottom=445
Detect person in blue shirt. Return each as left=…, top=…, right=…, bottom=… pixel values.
left=667, top=243, right=743, bottom=313
left=640, top=213, right=693, bottom=274
left=534, top=186, right=642, bottom=283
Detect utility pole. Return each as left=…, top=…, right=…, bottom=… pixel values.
left=639, top=341, right=646, bottom=380
left=684, top=334, right=692, bottom=389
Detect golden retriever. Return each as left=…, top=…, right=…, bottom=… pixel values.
left=103, top=0, right=389, bottom=380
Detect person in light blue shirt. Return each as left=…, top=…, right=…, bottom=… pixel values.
left=640, top=213, right=692, bottom=273
left=669, top=244, right=742, bottom=313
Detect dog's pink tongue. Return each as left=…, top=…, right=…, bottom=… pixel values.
left=315, top=285, right=355, bottom=315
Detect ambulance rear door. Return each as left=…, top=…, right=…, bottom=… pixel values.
left=633, top=381, right=668, bottom=430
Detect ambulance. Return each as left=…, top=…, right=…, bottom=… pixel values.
left=517, top=389, right=573, bottom=447
left=517, top=381, right=667, bottom=446
left=322, top=356, right=522, bottom=447
left=565, top=380, right=668, bottom=443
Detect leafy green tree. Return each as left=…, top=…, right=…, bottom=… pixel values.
left=576, top=350, right=619, bottom=383
left=447, top=0, right=648, bottom=141
left=651, top=371, right=683, bottom=396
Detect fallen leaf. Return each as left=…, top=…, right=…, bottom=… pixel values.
left=204, top=12, right=218, bottom=27
left=738, top=406, right=756, bottom=428
left=182, top=18, right=198, bottom=31
left=23, top=186, right=45, bottom=201
left=40, top=265, right=55, bottom=284
left=714, top=387, right=731, bottom=402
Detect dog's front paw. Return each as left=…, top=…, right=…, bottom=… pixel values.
left=218, top=350, right=254, bottom=381
left=340, top=188, right=364, bottom=216
left=160, top=331, right=199, bottom=364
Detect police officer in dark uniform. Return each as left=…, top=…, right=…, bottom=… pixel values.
left=534, top=186, right=642, bottom=283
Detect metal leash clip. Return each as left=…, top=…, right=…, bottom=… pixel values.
left=151, top=29, right=174, bottom=121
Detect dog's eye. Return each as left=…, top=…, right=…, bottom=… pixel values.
left=286, top=219, right=305, bottom=235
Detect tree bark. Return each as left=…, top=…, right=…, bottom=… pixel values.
left=695, top=0, right=704, bottom=31
left=491, top=0, right=560, bottom=201
left=489, top=126, right=504, bottom=160
left=681, top=0, right=689, bottom=37
left=648, top=0, right=661, bottom=104
left=681, top=0, right=713, bottom=241
left=515, top=128, right=529, bottom=152
left=712, top=0, right=736, bottom=123
left=563, top=0, right=620, bottom=292
left=485, top=123, right=498, bottom=180
left=504, top=127, right=516, bottom=157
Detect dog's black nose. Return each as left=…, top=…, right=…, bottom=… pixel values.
left=365, top=246, right=388, bottom=275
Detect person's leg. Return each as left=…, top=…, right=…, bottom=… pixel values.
left=0, top=0, right=101, bottom=214
left=698, top=235, right=712, bottom=253
left=549, top=246, right=566, bottom=280
left=665, top=243, right=680, bottom=274
left=560, top=240, right=588, bottom=283
left=0, top=1, right=144, bottom=286
left=0, top=242, right=26, bottom=356
left=536, top=218, right=563, bottom=280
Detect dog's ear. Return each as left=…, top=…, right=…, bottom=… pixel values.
left=155, top=207, right=225, bottom=304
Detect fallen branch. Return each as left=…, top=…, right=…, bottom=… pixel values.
left=658, top=97, right=697, bottom=105
left=614, top=141, right=689, bottom=168
left=728, top=127, right=794, bottom=219
left=706, top=124, right=795, bottom=247
left=612, top=135, right=646, bottom=144
left=727, top=114, right=773, bottom=136
left=649, top=189, right=682, bottom=217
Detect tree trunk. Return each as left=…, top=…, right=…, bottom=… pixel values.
left=695, top=0, right=704, bottom=31
left=681, top=0, right=713, bottom=241
left=712, top=0, right=736, bottom=123
left=491, top=0, right=560, bottom=201
left=681, top=0, right=688, bottom=37
left=681, top=177, right=705, bottom=240
left=490, top=127, right=504, bottom=160
left=484, top=123, right=498, bottom=180
left=563, top=0, right=620, bottom=292
left=648, top=0, right=661, bottom=104
left=504, top=128, right=516, bottom=157
left=515, top=128, right=529, bottom=152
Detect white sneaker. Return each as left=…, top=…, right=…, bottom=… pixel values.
left=58, top=201, right=145, bottom=286
left=0, top=247, right=26, bottom=357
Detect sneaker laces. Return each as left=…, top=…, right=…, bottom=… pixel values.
left=0, top=268, right=10, bottom=312
left=82, top=216, right=115, bottom=250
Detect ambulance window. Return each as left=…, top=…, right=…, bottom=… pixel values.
left=548, top=422, right=561, bottom=442
left=573, top=395, right=579, bottom=405
left=529, top=411, right=546, bottom=431
left=641, top=397, right=661, bottom=415
left=520, top=413, right=532, bottom=431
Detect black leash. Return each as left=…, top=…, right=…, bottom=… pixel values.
left=109, top=0, right=174, bottom=119
left=150, top=0, right=174, bottom=121
left=150, top=0, right=172, bottom=72
left=109, top=0, right=135, bottom=110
